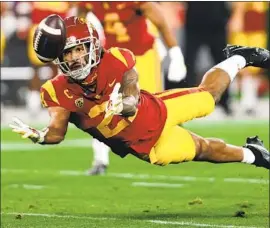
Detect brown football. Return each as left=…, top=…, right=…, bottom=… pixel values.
left=33, top=14, right=66, bottom=63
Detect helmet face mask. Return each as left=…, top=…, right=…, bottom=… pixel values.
left=54, top=17, right=101, bottom=81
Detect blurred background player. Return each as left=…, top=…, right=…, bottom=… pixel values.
left=74, top=1, right=187, bottom=175
left=26, top=2, right=69, bottom=116
left=228, top=2, right=269, bottom=115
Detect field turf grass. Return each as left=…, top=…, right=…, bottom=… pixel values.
left=1, top=121, right=269, bottom=228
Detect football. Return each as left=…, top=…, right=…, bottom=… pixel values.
left=33, top=14, right=66, bottom=63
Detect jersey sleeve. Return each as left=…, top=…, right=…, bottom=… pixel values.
left=40, top=80, right=60, bottom=108
left=109, top=47, right=136, bottom=72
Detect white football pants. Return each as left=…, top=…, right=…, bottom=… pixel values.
left=92, top=139, right=110, bottom=166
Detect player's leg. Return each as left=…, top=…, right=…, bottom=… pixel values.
left=88, top=139, right=110, bottom=175
left=190, top=133, right=246, bottom=162
left=150, top=125, right=269, bottom=169
left=150, top=125, right=196, bottom=165
left=191, top=133, right=269, bottom=169
left=198, top=45, right=269, bottom=105
left=152, top=88, right=240, bottom=165
left=149, top=45, right=270, bottom=168
left=190, top=45, right=269, bottom=168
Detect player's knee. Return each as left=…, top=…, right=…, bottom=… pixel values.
left=199, top=68, right=231, bottom=103
left=199, top=85, right=218, bottom=103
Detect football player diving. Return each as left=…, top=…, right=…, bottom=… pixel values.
left=10, top=16, right=270, bottom=171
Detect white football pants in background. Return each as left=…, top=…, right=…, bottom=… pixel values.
left=92, top=139, right=110, bottom=166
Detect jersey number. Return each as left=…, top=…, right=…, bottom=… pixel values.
left=88, top=101, right=137, bottom=138
left=104, top=13, right=130, bottom=43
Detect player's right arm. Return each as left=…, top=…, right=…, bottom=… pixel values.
left=105, top=48, right=139, bottom=117
left=120, top=68, right=140, bottom=117
left=38, top=81, right=71, bottom=144
left=9, top=106, right=70, bottom=145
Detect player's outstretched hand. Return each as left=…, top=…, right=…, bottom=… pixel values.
left=9, top=117, right=48, bottom=143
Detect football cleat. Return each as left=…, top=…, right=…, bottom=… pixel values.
left=87, top=163, right=107, bottom=176
left=244, top=136, right=270, bottom=169
left=223, top=45, right=270, bottom=69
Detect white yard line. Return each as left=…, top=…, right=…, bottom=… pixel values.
left=132, top=182, right=184, bottom=188
left=8, top=184, right=49, bottom=190
left=108, top=172, right=215, bottom=182
left=1, top=212, right=114, bottom=221
left=224, top=178, right=269, bottom=184
left=1, top=168, right=268, bottom=185
left=149, top=220, right=261, bottom=228
left=1, top=139, right=92, bottom=151
left=1, top=212, right=262, bottom=228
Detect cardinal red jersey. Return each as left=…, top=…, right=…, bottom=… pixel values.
left=31, top=2, right=69, bottom=24
left=40, top=48, right=167, bottom=157
left=79, top=2, right=155, bottom=56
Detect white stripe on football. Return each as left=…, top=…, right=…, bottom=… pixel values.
left=36, top=53, right=55, bottom=62
left=39, top=19, right=61, bottom=36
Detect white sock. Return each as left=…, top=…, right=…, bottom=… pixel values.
left=92, top=139, right=110, bottom=166
left=241, top=76, right=258, bottom=110
left=214, top=55, right=246, bottom=82
left=241, top=148, right=255, bottom=164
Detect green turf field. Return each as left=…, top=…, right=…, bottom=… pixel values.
left=1, top=121, right=269, bottom=228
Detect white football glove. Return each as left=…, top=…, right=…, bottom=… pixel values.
left=168, top=46, right=187, bottom=82
left=9, top=117, right=48, bottom=143
left=105, top=83, right=123, bottom=118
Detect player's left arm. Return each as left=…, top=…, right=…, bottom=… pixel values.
left=139, top=2, right=186, bottom=82
left=120, top=68, right=140, bottom=117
